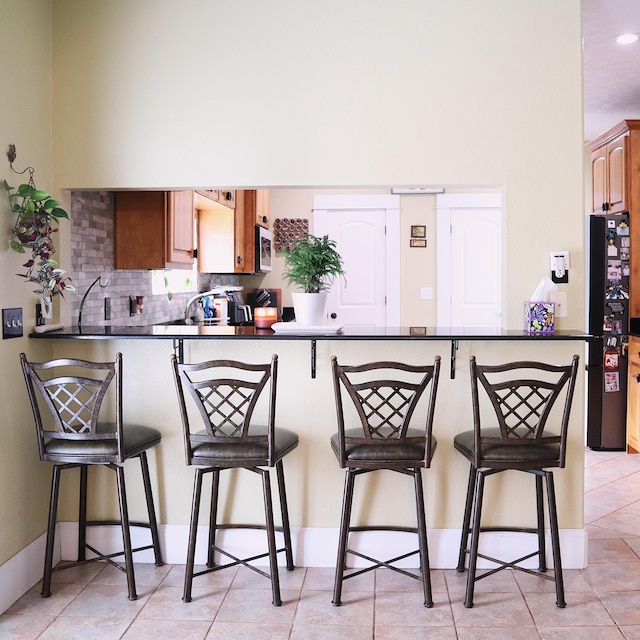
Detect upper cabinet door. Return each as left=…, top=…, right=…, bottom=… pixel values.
left=115, top=191, right=195, bottom=269
left=607, top=136, right=627, bottom=213
left=166, top=191, right=195, bottom=266
left=589, top=131, right=628, bottom=215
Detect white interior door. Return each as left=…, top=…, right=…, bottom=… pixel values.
left=436, top=193, right=502, bottom=327
left=314, top=195, right=400, bottom=327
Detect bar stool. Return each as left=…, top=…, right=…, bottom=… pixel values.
left=20, top=352, right=163, bottom=601
left=454, top=355, right=580, bottom=608
left=330, top=356, right=441, bottom=607
left=171, top=354, right=298, bottom=607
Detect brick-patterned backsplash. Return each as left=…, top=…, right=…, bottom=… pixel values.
left=70, top=191, right=238, bottom=326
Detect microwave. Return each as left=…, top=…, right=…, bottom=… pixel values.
left=256, top=226, right=273, bottom=272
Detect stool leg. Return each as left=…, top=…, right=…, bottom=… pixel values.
left=535, top=472, right=547, bottom=572
left=276, top=460, right=295, bottom=571
left=333, top=469, right=356, bottom=606
left=464, top=469, right=486, bottom=608
left=413, top=469, right=433, bottom=608
left=207, top=469, right=220, bottom=568
left=184, top=468, right=204, bottom=603
left=545, top=471, right=565, bottom=608
left=78, top=465, right=88, bottom=562
left=114, top=464, right=137, bottom=601
left=261, top=468, right=282, bottom=606
left=457, top=465, right=477, bottom=573
left=138, top=452, right=163, bottom=567
left=41, top=464, right=63, bottom=598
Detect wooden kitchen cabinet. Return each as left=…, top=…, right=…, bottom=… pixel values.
left=588, top=121, right=640, bottom=317
left=627, top=337, right=640, bottom=453
left=195, top=189, right=236, bottom=210
left=253, top=189, right=270, bottom=228
left=197, top=190, right=255, bottom=273
left=589, top=132, right=627, bottom=215
left=114, top=191, right=195, bottom=269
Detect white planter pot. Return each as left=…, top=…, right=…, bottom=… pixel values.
left=291, top=292, right=328, bottom=326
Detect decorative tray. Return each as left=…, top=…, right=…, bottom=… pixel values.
left=270, top=322, right=343, bottom=335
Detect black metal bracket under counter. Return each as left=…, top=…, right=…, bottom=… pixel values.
left=30, top=325, right=593, bottom=380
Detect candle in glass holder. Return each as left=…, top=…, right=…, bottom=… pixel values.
left=254, top=307, right=278, bottom=329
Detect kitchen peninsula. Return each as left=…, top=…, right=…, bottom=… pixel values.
left=29, top=325, right=591, bottom=570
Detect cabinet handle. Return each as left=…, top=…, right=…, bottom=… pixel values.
left=636, top=373, right=640, bottom=383
left=236, top=255, right=242, bottom=265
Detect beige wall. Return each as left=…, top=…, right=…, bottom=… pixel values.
left=0, top=0, right=586, bottom=570
left=0, top=0, right=57, bottom=567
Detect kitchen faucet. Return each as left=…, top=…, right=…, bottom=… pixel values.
left=78, top=275, right=109, bottom=328
left=184, top=288, right=227, bottom=323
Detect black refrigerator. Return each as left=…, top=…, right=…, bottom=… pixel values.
left=586, top=213, right=630, bottom=450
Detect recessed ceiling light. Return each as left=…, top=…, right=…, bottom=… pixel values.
left=616, top=33, right=639, bottom=45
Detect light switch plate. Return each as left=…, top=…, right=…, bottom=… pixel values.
left=2, top=307, right=23, bottom=339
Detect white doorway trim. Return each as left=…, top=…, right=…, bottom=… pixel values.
left=313, top=194, right=400, bottom=326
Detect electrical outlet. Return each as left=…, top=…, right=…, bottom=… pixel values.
left=2, top=308, right=23, bottom=339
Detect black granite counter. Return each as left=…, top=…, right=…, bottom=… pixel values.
left=29, top=324, right=592, bottom=341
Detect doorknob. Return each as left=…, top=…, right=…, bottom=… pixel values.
left=330, top=312, right=337, bottom=319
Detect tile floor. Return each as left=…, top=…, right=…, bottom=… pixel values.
left=2, top=448, right=640, bottom=639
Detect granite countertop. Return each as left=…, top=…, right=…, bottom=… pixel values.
left=29, top=324, right=593, bottom=341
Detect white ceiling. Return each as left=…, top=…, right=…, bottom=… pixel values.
left=583, top=0, right=640, bottom=141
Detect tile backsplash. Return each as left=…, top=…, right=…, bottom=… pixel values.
left=70, top=191, right=238, bottom=326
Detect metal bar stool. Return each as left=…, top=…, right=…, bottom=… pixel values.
left=330, top=355, right=441, bottom=607
left=20, top=352, right=164, bottom=601
left=454, top=355, right=580, bottom=608
left=171, top=353, right=298, bottom=607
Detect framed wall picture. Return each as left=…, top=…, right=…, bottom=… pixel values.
left=411, top=225, right=426, bottom=238
left=410, top=238, right=427, bottom=248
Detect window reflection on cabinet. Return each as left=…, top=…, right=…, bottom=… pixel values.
left=196, top=190, right=255, bottom=274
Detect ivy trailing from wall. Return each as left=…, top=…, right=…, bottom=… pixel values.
left=4, top=145, right=75, bottom=307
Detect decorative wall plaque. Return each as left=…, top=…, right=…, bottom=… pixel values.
left=274, top=218, right=309, bottom=253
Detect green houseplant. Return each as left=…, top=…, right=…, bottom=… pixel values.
left=282, top=233, right=345, bottom=325
left=3, top=177, right=75, bottom=308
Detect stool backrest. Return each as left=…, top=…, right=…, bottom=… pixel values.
left=469, top=355, right=580, bottom=469
left=171, top=354, right=278, bottom=466
left=20, top=352, right=125, bottom=463
left=331, top=356, right=441, bottom=468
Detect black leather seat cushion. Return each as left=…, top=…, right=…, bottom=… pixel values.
left=44, top=422, right=161, bottom=459
left=191, top=425, right=299, bottom=464
left=454, top=427, right=560, bottom=465
left=330, top=427, right=436, bottom=464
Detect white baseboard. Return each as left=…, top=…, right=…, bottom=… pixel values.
left=0, top=531, right=57, bottom=615
left=0, top=524, right=587, bottom=614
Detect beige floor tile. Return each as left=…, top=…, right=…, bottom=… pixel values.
left=301, top=566, right=374, bottom=592
left=137, top=584, right=223, bottom=621
left=584, top=561, right=640, bottom=593
left=588, top=538, right=640, bottom=564
left=457, top=627, right=542, bottom=640
left=123, top=617, right=212, bottom=640
left=525, top=591, right=614, bottom=627
left=375, top=626, right=458, bottom=640
left=451, top=591, right=534, bottom=628
left=215, top=588, right=298, bottom=624
left=374, top=591, right=454, bottom=627
left=208, top=621, right=293, bottom=639
left=59, top=584, right=150, bottom=619
left=230, top=564, right=305, bottom=592
left=6, top=583, right=86, bottom=617
left=538, top=626, right=625, bottom=639
left=293, top=589, right=374, bottom=626
left=0, top=614, right=55, bottom=639
left=290, top=623, right=373, bottom=640
left=37, top=615, right=132, bottom=640
left=598, top=591, right=640, bottom=626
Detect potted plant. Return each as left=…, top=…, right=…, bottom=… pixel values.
left=3, top=177, right=75, bottom=312
left=282, top=233, right=345, bottom=325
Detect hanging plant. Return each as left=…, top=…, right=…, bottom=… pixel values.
left=3, top=145, right=75, bottom=304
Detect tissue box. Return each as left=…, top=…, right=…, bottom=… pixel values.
left=524, top=301, right=555, bottom=333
